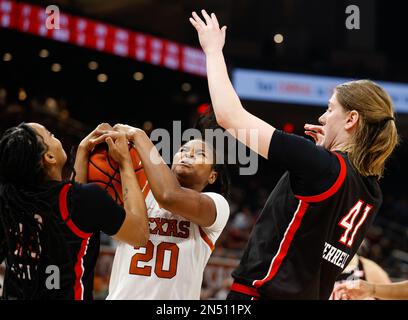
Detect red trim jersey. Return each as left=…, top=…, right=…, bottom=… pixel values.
left=107, top=190, right=230, bottom=300
left=58, top=183, right=95, bottom=300
left=230, top=130, right=382, bottom=300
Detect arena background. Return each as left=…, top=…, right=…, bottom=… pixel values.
left=0, top=0, right=407, bottom=299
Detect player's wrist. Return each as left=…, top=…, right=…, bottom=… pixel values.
left=368, top=283, right=376, bottom=297
left=131, top=128, right=147, bottom=144
left=77, top=144, right=91, bottom=156
left=204, top=49, right=224, bottom=57
left=118, top=155, right=133, bottom=170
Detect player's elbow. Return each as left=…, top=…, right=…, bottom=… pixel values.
left=116, top=211, right=149, bottom=247
left=132, top=214, right=149, bottom=246
left=127, top=235, right=148, bottom=248
left=213, top=110, right=230, bottom=129
left=213, top=107, right=243, bottom=131
left=135, top=228, right=149, bottom=246
left=127, top=225, right=149, bottom=247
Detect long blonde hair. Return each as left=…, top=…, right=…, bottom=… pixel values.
left=335, top=80, right=399, bottom=178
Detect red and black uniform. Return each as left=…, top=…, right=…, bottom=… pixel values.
left=0, top=182, right=125, bottom=300
left=228, top=130, right=382, bottom=300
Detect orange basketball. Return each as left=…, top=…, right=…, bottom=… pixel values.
left=87, top=143, right=150, bottom=206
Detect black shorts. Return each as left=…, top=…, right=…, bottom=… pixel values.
left=227, top=282, right=260, bottom=300
left=226, top=290, right=256, bottom=300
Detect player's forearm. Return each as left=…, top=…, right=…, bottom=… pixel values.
left=73, top=147, right=89, bottom=183
left=119, top=160, right=149, bottom=243
left=131, top=130, right=182, bottom=205
left=205, top=51, right=245, bottom=129
left=372, top=281, right=408, bottom=300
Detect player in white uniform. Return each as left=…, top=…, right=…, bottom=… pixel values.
left=105, top=122, right=230, bottom=300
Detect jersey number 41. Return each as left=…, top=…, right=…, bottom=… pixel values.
left=338, top=200, right=373, bottom=248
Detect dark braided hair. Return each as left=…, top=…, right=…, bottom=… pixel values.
left=194, top=110, right=231, bottom=198
left=0, top=123, right=73, bottom=299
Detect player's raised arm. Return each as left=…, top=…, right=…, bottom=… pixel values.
left=105, top=133, right=149, bottom=246
left=88, top=131, right=150, bottom=246
left=190, top=10, right=275, bottom=159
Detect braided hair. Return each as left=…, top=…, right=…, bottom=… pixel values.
left=0, top=123, right=72, bottom=299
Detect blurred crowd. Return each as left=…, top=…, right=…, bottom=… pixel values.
left=1, top=88, right=407, bottom=299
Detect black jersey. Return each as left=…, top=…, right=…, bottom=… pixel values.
left=230, top=130, right=382, bottom=300
left=0, top=182, right=125, bottom=300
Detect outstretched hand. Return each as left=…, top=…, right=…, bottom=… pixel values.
left=189, top=10, right=227, bottom=55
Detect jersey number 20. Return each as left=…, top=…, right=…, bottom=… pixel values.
left=338, top=200, right=373, bottom=248
left=129, top=241, right=179, bottom=279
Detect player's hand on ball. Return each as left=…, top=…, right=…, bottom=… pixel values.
left=189, top=10, right=227, bottom=55
left=105, top=132, right=132, bottom=166
left=113, top=123, right=142, bottom=140
left=304, top=124, right=325, bottom=146
left=79, top=122, right=114, bottom=152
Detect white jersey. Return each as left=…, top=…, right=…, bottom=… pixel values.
left=107, top=190, right=230, bottom=300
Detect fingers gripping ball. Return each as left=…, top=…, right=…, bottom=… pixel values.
left=87, top=143, right=150, bottom=205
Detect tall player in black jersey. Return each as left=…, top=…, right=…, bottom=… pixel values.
left=190, top=10, right=399, bottom=299
left=0, top=123, right=148, bottom=299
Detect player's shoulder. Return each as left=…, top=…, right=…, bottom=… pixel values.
left=201, top=192, right=230, bottom=233
left=70, top=182, right=110, bottom=201
left=202, top=192, right=229, bottom=212
left=74, top=182, right=106, bottom=194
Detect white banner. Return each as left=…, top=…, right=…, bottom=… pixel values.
left=233, top=68, right=408, bottom=113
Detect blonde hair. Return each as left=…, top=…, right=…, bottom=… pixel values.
left=335, top=80, right=399, bottom=179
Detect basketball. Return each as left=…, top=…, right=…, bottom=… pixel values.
left=87, top=143, right=150, bottom=205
